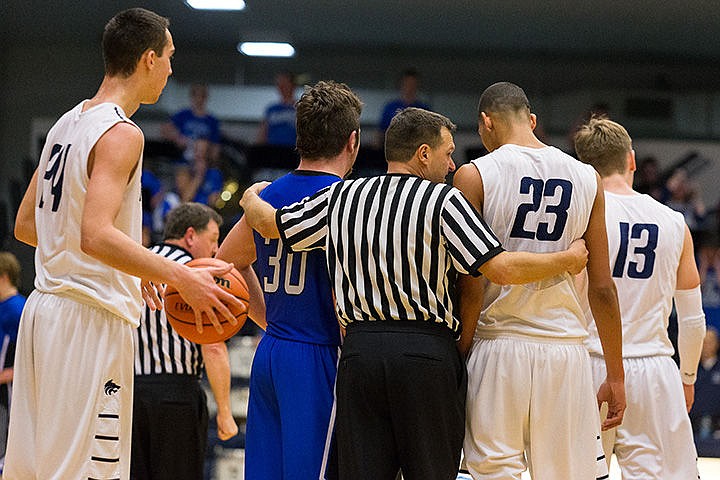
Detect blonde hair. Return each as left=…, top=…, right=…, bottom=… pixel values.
left=574, top=116, right=632, bottom=177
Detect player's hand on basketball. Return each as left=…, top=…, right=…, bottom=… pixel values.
left=216, top=411, right=239, bottom=441
left=565, top=238, right=589, bottom=274
left=597, top=378, right=626, bottom=430
left=682, top=382, right=695, bottom=413
left=178, top=261, right=243, bottom=334
left=141, top=279, right=164, bottom=311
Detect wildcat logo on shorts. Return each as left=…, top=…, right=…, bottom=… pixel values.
left=104, top=379, right=121, bottom=396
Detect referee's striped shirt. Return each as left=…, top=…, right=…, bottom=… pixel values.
left=276, top=174, right=504, bottom=336
left=134, top=243, right=204, bottom=377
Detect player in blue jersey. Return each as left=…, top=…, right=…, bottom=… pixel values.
left=216, top=80, right=362, bottom=480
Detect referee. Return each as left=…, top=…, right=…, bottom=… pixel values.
left=132, top=203, right=238, bottom=480
left=240, top=107, right=588, bottom=479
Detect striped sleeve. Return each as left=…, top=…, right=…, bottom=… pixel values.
left=277, top=185, right=334, bottom=252
left=441, top=188, right=504, bottom=276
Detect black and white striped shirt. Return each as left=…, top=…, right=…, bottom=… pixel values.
left=134, top=243, right=204, bottom=377
left=277, top=174, right=504, bottom=335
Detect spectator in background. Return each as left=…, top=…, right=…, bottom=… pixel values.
left=634, top=155, right=668, bottom=202
left=376, top=68, right=431, bottom=143
left=666, top=168, right=707, bottom=251
left=700, top=243, right=720, bottom=332
left=162, top=83, right=222, bottom=163
left=256, top=71, right=298, bottom=147
left=0, top=252, right=23, bottom=473
left=141, top=169, right=164, bottom=246
left=175, top=138, right=224, bottom=207
left=690, top=327, right=720, bottom=440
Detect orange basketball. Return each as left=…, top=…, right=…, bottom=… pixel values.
left=163, top=257, right=249, bottom=344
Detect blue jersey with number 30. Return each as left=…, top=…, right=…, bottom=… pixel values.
left=254, top=170, right=342, bottom=345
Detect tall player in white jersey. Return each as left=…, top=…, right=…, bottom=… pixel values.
left=8, top=8, right=243, bottom=480
left=453, top=82, right=626, bottom=480
left=574, top=117, right=705, bottom=479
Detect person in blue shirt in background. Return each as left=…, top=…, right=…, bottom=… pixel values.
left=256, top=71, right=298, bottom=147
left=163, top=83, right=222, bottom=163
left=0, top=252, right=25, bottom=473
left=376, top=68, right=431, bottom=145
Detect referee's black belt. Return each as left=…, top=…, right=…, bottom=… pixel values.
left=345, top=319, right=456, bottom=339
left=134, top=374, right=201, bottom=386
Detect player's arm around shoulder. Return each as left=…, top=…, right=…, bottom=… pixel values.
left=453, top=163, right=587, bottom=284
left=14, top=168, right=40, bottom=247
left=217, top=216, right=267, bottom=330
left=239, top=181, right=278, bottom=239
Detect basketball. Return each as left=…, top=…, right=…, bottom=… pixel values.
left=163, top=257, right=249, bottom=344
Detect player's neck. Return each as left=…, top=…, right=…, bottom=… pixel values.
left=602, top=174, right=636, bottom=195
left=297, top=156, right=349, bottom=178
left=497, top=126, right=545, bottom=149
left=86, top=76, right=142, bottom=117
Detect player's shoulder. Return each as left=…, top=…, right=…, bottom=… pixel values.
left=643, top=194, right=686, bottom=223
left=99, top=121, right=144, bottom=151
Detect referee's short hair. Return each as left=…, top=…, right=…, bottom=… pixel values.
left=0, top=252, right=21, bottom=289
left=385, top=107, right=456, bottom=163
left=296, top=80, right=363, bottom=160
left=163, top=202, right=223, bottom=241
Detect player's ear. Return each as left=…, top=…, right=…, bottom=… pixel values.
left=628, top=149, right=636, bottom=172
left=480, top=112, right=492, bottom=131
left=529, top=113, right=537, bottom=131
left=142, top=48, right=156, bottom=71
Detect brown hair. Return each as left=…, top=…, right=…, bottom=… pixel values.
left=574, top=116, right=632, bottom=176
left=102, top=8, right=170, bottom=78
left=0, top=252, right=21, bottom=289
left=163, top=203, right=222, bottom=241
left=296, top=81, right=363, bottom=159
left=385, top=107, right=456, bottom=163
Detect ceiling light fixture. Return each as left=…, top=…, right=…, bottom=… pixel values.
left=238, top=42, right=295, bottom=58
left=185, top=0, right=246, bottom=11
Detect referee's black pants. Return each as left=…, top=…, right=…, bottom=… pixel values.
left=335, top=321, right=467, bottom=480
left=130, top=374, right=209, bottom=480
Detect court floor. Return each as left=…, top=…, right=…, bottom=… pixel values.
left=516, top=455, right=720, bottom=479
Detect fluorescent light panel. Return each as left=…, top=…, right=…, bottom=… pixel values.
left=185, top=0, right=246, bottom=11
left=238, top=42, right=295, bottom=57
